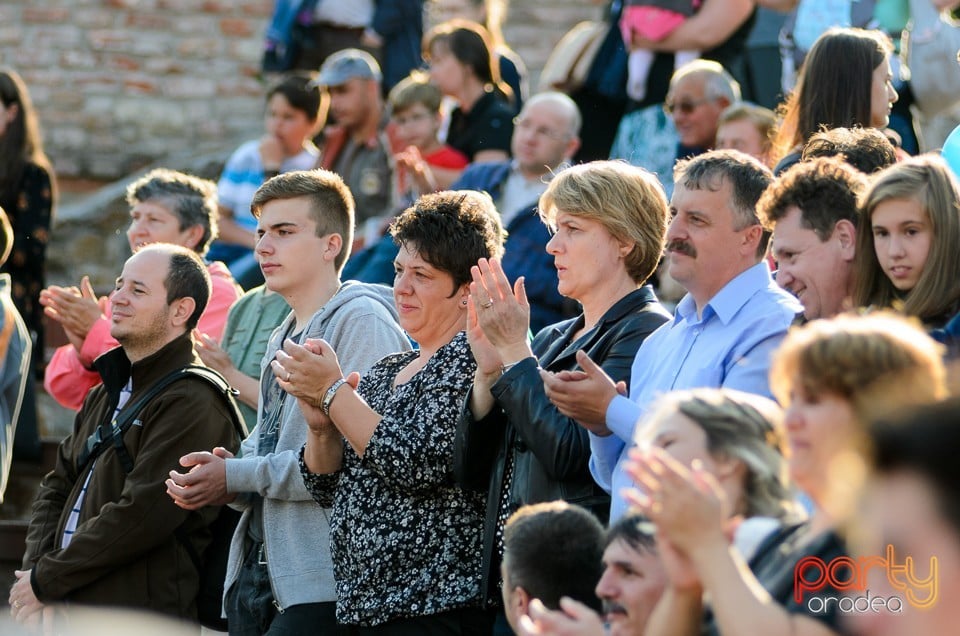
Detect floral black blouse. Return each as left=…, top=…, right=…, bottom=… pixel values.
left=301, top=331, right=486, bottom=626
left=1, top=162, right=53, bottom=375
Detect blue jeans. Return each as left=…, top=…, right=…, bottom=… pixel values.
left=225, top=542, right=343, bottom=635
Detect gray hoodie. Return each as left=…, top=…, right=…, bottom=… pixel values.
left=223, top=280, right=411, bottom=611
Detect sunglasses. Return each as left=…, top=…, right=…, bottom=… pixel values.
left=662, top=97, right=713, bottom=116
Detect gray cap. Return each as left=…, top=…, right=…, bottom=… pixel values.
left=315, top=48, right=382, bottom=87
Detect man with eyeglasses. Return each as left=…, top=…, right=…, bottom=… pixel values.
left=664, top=59, right=740, bottom=160
left=453, top=91, right=583, bottom=332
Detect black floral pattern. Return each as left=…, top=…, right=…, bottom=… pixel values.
left=1, top=162, right=53, bottom=376
left=301, top=332, right=486, bottom=626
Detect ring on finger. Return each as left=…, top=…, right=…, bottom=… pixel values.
left=481, top=300, right=493, bottom=309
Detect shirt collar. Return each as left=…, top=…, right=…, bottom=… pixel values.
left=675, top=262, right=773, bottom=326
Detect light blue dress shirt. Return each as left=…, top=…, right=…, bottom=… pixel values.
left=591, top=262, right=802, bottom=520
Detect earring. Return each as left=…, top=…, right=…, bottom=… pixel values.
left=461, top=299, right=468, bottom=306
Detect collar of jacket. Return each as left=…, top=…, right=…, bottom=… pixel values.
left=92, top=332, right=199, bottom=399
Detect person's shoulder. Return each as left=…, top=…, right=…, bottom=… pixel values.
left=225, top=139, right=262, bottom=165
left=751, top=282, right=804, bottom=323
left=455, top=160, right=511, bottom=184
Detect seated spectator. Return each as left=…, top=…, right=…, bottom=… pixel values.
left=715, top=102, right=776, bottom=167
left=424, top=19, right=515, bottom=163
left=455, top=91, right=582, bottom=332
left=315, top=49, right=393, bottom=248
left=852, top=154, right=960, bottom=343
left=609, top=0, right=754, bottom=196
left=501, top=502, right=605, bottom=633
left=632, top=313, right=946, bottom=636
left=665, top=60, right=740, bottom=161
left=455, top=161, right=671, bottom=625
left=0, top=206, right=30, bottom=503
left=800, top=126, right=898, bottom=174
left=195, top=284, right=290, bottom=431
left=389, top=71, right=469, bottom=204
left=347, top=91, right=582, bottom=329
left=772, top=28, right=899, bottom=174
left=41, top=169, right=241, bottom=411
left=856, top=397, right=960, bottom=636
left=429, top=0, right=529, bottom=113
left=208, top=72, right=321, bottom=289
left=290, top=191, right=506, bottom=632
left=757, top=158, right=868, bottom=321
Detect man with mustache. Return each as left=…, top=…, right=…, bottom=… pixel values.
left=541, top=150, right=801, bottom=521
left=511, top=513, right=667, bottom=636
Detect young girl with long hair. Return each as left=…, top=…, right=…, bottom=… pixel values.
left=852, top=154, right=960, bottom=333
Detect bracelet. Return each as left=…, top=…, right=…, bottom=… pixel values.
left=500, top=361, right=522, bottom=375
left=321, top=378, right=347, bottom=416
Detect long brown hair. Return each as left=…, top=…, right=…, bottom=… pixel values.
left=423, top=19, right=514, bottom=107
left=0, top=68, right=54, bottom=201
left=852, top=155, right=960, bottom=323
left=773, top=29, right=891, bottom=162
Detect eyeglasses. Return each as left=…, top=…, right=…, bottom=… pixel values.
left=513, top=117, right=569, bottom=142
left=662, top=98, right=713, bottom=116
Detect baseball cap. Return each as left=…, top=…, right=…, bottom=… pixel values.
left=314, top=48, right=382, bottom=87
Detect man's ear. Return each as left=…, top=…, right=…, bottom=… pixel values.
left=741, top=223, right=764, bottom=257
left=169, top=296, right=196, bottom=329
left=833, top=219, right=857, bottom=262
left=563, top=135, right=582, bottom=162
left=324, top=233, right=343, bottom=264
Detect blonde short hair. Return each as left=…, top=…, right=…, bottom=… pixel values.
left=538, top=161, right=668, bottom=284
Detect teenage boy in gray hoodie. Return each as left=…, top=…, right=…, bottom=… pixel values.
left=165, top=169, right=410, bottom=634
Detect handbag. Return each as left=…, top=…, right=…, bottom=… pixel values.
left=538, top=20, right=610, bottom=94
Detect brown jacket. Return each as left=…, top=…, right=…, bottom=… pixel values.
left=22, top=334, right=238, bottom=619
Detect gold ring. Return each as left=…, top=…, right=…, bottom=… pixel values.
left=481, top=301, right=493, bottom=309
left=13, top=600, right=21, bottom=609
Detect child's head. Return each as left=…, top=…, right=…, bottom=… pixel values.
left=715, top=102, right=776, bottom=166
left=265, top=72, right=322, bottom=156
left=388, top=71, right=443, bottom=151
left=853, top=154, right=960, bottom=321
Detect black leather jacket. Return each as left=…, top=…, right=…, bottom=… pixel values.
left=454, top=286, right=671, bottom=605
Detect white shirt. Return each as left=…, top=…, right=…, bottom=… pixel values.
left=498, top=166, right=550, bottom=228
left=314, top=0, right=374, bottom=28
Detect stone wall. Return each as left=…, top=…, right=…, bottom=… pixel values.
left=1, top=0, right=603, bottom=181
left=2, top=0, right=605, bottom=290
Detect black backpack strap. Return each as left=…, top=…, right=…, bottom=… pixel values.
left=76, top=365, right=249, bottom=474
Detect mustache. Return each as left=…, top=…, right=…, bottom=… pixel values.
left=666, top=239, right=697, bottom=258
left=602, top=600, right=627, bottom=615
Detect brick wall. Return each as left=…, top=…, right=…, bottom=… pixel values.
left=1, top=0, right=603, bottom=181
